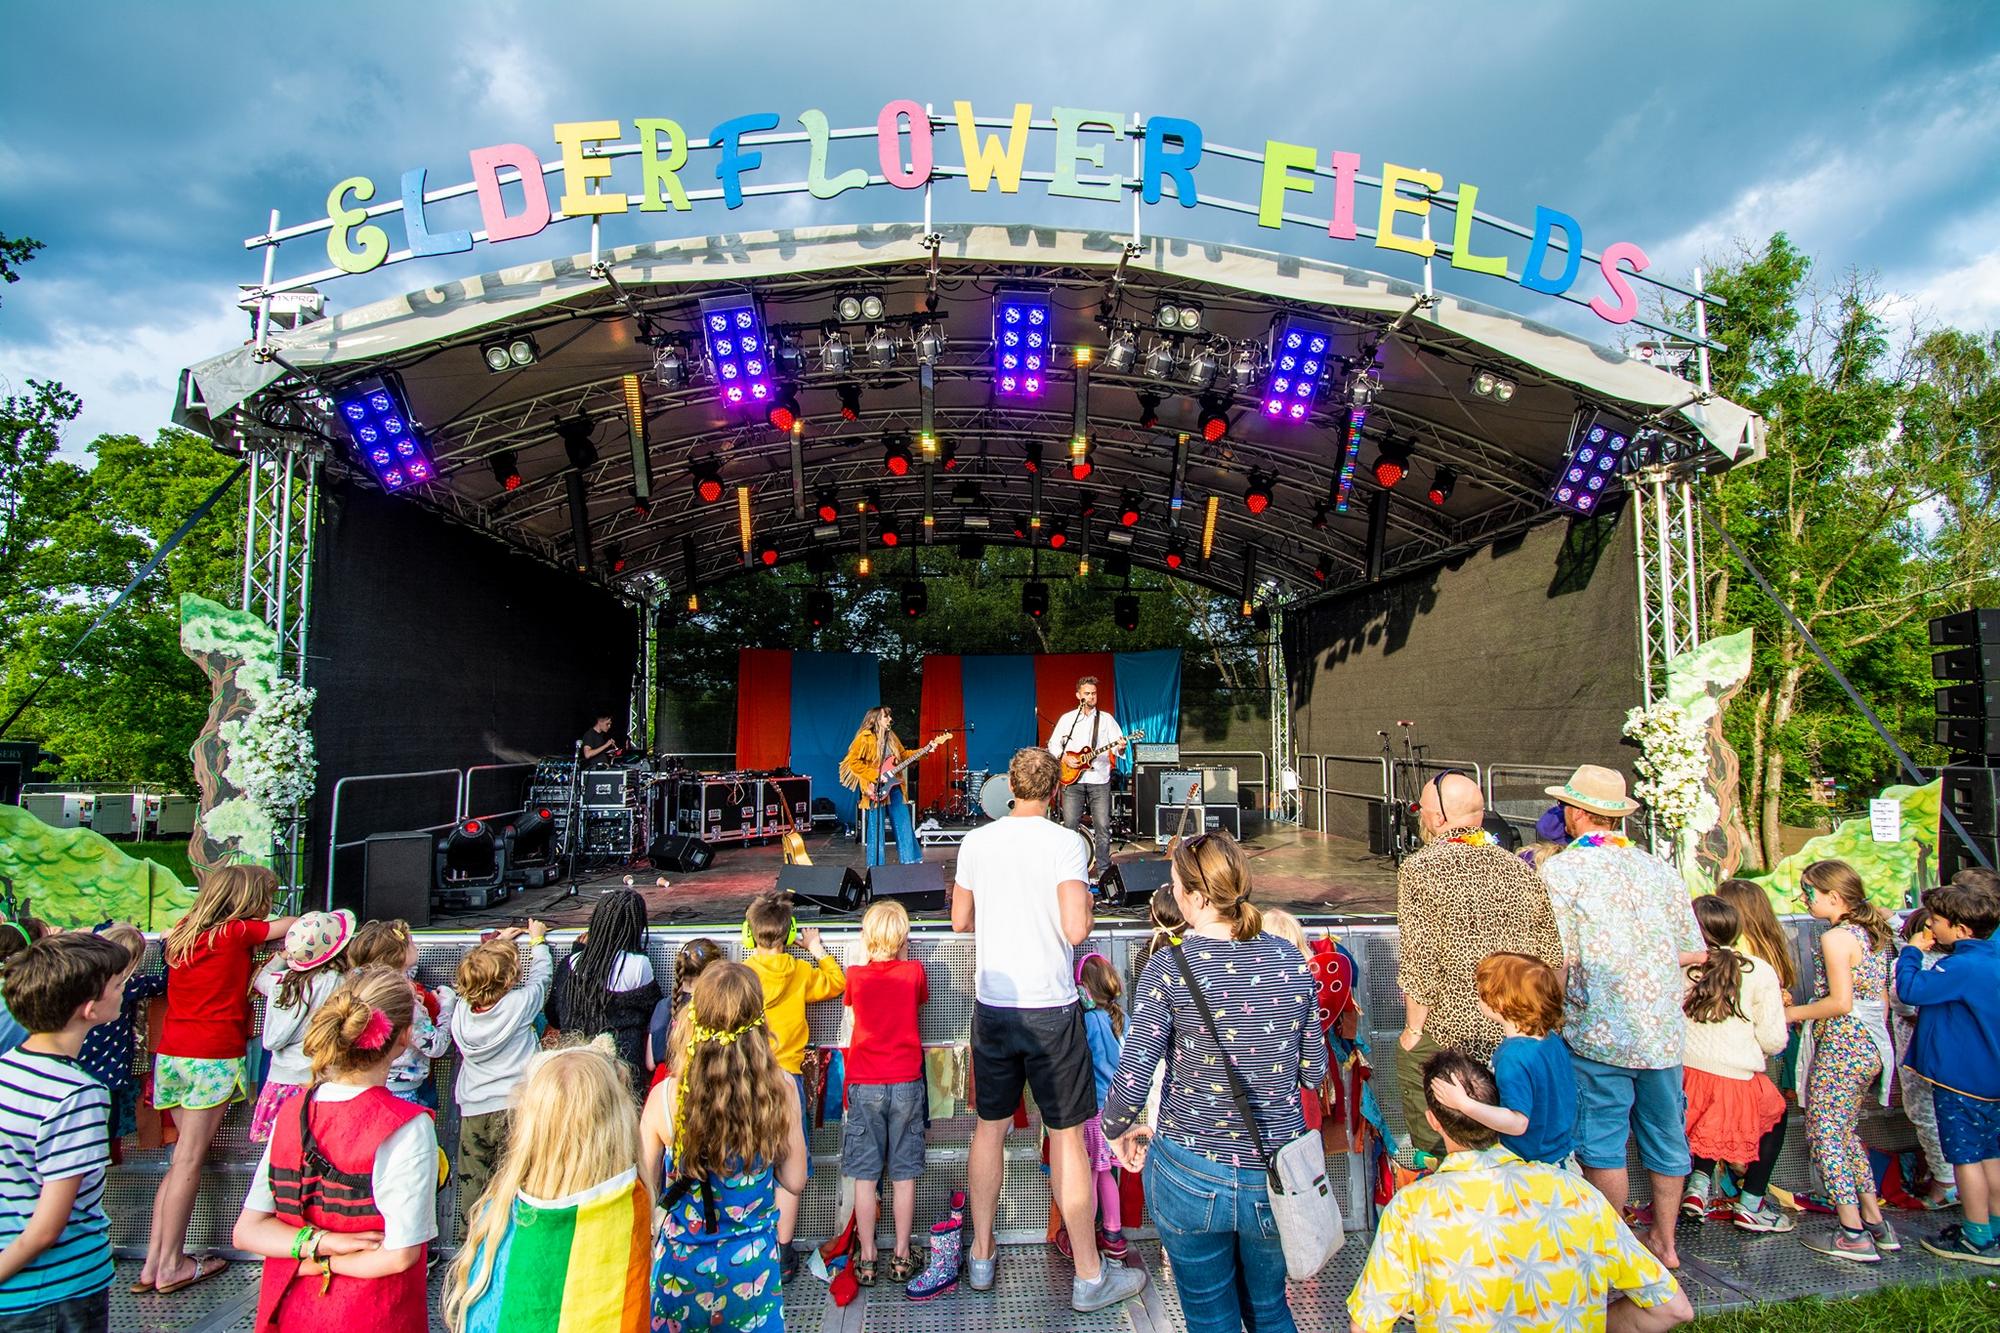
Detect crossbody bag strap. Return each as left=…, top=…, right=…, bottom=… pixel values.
left=1169, top=942, right=1280, bottom=1191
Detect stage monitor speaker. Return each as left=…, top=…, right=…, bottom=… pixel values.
left=1133, top=767, right=1163, bottom=837
left=363, top=832, right=432, bottom=928
left=1937, top=716, right=2000, bottom=756
left=867, top=862, right=949, bottom=915
left=1943, top=766, right=2000, bottom=838
left=776, top=863, right=867, bottom=914
left=649, top=833, right=713, bottom=873
left=1104, top=859, right=1172, bottom=910
left=1938, top=826, right=1999, bottom=882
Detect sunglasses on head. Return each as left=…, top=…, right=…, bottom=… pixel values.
left=1410, top=768, right=1469, bottom=815
left=1177, top=832, right=1217, bottom=898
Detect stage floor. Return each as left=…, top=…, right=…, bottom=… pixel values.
left=441, top=822, right=1398, bottom=931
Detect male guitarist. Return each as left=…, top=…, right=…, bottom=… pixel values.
left=841, top=706, right=926, bottom=868
left=1045, top=676, right=1127, bottom=880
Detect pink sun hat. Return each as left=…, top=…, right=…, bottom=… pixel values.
left=283, top=910, right=357, bottom=971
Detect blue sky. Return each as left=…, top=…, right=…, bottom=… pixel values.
left=2, top=0, right=1997, bottom=450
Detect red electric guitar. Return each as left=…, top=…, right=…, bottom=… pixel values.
left=867, top=732, right=954, bottom=803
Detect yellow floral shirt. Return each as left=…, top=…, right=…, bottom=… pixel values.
left=1347, top=1146, right=1678, bottom=1333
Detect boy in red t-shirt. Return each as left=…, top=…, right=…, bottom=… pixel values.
left=841, top=899, right=929, bottom=1284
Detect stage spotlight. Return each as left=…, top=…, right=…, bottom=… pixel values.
left=605, top=542, right=628, bottom=575
left=915, top=323, right=946, bottom=364
left=1244, top=472, right=1274, bottom=516
left=758, top=539, right=780, bottom=567
left=699, top=295, right=774, bottom=411
left=652, top=339, right=688, bottom=388
left=443, top=819, right=497, bottom=877
left=774, top=332, right=808, bottom=379
left=821, top=331, right=852, bottom=374
left=1184, top=339, right=1221, bottom=390
left=1348, top=362, right=1382, bottom=407
left=1373, top=439, right=1411, bottom=489
left=867, top=327, right=897, bottom=369
left=1551, top=411, right=1636, bottom=515
left=1471, top=368, right=1518, bottom=403
left=1313, top=555, right=1333, bottom=584
left=1069, top=439, right=1094, bottom=481
left=1114, top=593, right=1140, bottom=631
left=901, top=581, right=928, bottom=618
left=481, top=334, right=538, bottom=373
left=1142, top=340, right=1177, bottom=379
left=556, top=413, right=598, bottom=470
left=1231, top=343, right=1261, bottom=391
left=938, top=437, right=959, bottom=470
left=1047, top=523, right=1068, bottom=550
left=490, top=450, right=522, bottom=491
left=1263, top=319, right=1332, bottom=422
left=994, top=289, right=1051, bottom=397
left=337, top=375, right=438, bottom=492
left=1164, top=541, right=1185, bottom=571
left=837, top=293, right=886, bottom=324
left=881, top=524, right=901, bottom=548
left=767, top=393, right=800, bottom=433
left=510, top=807, right=555, bottom=864
left=883, top=434, right=913, bottom=476
left=692, top=458, right=725, bottom=504
left=1428, top=466, right=1458, bottom=506
left=1105, top=325, right=1139, bottom=374
left=806, top=588, right=836, bottom=626
left=1157, top=301, right=1202, bottom=332
left=1136, top=391, right=1161, bottom=430
left=1198, top=396, right=1229, bottom=443
left=1078, top=490, right=1099, bottom=518
left=1119, top=491, right=1142, bottom=527
left=837, top=384, right=862, bottom=421
left=1022, top=581, right=1050, bottom=618
left=815, top=490, right=840, bottom=524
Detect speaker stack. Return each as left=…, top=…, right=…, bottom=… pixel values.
left=1933, top=609, right=2000, bottom=878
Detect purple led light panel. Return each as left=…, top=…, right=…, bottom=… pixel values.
left=993, top=290, right=1051, bottom=398
left=1264, top=320, right=1331, bottom=421
left=699, top=296, right=773, bottom=411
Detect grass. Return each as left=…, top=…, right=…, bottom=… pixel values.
left=127, top=839, right=194, bottom=888
left=1691, top=1276, right=2000, bottom=1331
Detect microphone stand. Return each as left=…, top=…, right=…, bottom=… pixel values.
left=561, top=739, right=585, bottom=898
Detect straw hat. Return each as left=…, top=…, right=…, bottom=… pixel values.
left=1544, top=765, right=1639, bottom=818
left=283, top=909, right=356, bottom=971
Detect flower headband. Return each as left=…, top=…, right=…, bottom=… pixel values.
left=354, top=1007, right=395, bottom=1052
left=687, top=1006, right=763, bottom=1047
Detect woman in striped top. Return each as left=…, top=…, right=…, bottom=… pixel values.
left=1102, top=831, right=1326, bottom=1333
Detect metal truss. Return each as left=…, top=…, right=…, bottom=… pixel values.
left=1631, top=464, right=1704, bottom=704
left=239, top=439, right=320, bottom=683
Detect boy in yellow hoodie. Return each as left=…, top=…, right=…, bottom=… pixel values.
left=742, top=891, right=845, bottom=1269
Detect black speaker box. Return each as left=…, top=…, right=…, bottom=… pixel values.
left=776, top=863, right=867, bottom=913
left=363, top=831, right=432, bottom=927
left=1931, top=608, right=2000, bottom=648
left=1938, top=826, right=1999, bottom=882
left=1937, top=681, right=2000, bottom=720
left=867, top=861, right=949, bottom=915
left=1943, top=767, right=2000, bottom=838
left=1937, top=716, right=2000, bottom=755
left=1103, top=858, right=1173, bottom=909
left=649, top=834, right=714, bottom=872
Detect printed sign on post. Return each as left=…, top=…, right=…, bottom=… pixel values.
left=1869, top=798, right=1901, bottom=844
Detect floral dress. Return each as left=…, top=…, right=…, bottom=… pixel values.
left=1803, top=922, right=1894, bottom=1207
left=651, top=1153, right=781, bottom=1333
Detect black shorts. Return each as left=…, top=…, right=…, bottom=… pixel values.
left=971, top=1000, right=1097, bottom=1130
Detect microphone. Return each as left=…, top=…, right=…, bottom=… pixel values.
left=1396, top=720, right=1414, bottom=728
left=1376, top=730, right=1390, bottom=738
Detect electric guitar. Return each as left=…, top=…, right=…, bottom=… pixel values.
left=1173, top=781, right=1204, bottom=844
left=867, top=732, right=954, bottom=803
left=1057, top=728, right=1145, bottom=788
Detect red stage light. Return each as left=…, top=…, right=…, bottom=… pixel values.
left=815, top=494, right=839, bottom=524
left=759, top=544, right=780, bottom=567
left=837, top=384, right=862, bottom=422
left=464, top=820, right=482, bottom=835
left=537, top=808, right=551, bottom=820
left=1373, top=441, right=1411, bottom=490
left=883, top=435, right=913, bottom=476
left=696, top=476, right=724, bottom=504
left=886, top=454, right=911, bottom=477
left=1164, top=546, right=1184, bottom=570
left=1048, top=530, right=1067, bottom=549
left=881, top=528, right=900, bottom=548
left=504, top=474, right=522, bottom=491
left=1070, top=458, right=1094, bottom=481
left=1199, top=398, right=1229, bottom=443
left=1119, top=491, right=1141, bottom=527
left=767, top=396, right=799, bottom=432
left=1244, top=475, right=1273, bottom=515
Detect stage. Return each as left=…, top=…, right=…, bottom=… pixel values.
left=438, top=821, right=1398, bottom=932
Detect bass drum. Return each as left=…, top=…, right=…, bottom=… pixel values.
left=978, top=773, right=1015, bottom=821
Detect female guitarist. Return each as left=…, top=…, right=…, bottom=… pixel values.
left=841, top=707, right=925, bottom=869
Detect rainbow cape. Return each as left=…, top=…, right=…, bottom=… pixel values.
left=464, top=1170, right=651, bottom=1333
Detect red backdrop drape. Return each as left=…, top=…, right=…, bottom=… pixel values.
left=1035, top=652, right=1117, bottom=755
left=734, top=648, right=793, bottom=770
left=916, top=654, right=965, bottom=814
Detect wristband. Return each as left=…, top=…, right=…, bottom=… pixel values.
left=290, top=1225, right=315, bottom=1260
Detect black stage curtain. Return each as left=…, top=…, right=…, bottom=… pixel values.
left=306, top=481, right=637, bottom=896
left=1283, top=511, right=1639, bottom=842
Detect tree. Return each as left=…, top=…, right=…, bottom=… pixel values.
left=0, top=232, right=43, bottom=306
left=1688, top=236, right=2000, bottom=863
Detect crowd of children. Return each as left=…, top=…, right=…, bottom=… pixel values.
left=1, top=852, right=1995, bottom=1332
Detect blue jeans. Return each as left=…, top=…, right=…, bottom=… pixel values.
left=864, top=788, right=920, bottom=867
left=1143, top=1134, right=1294, bottom=1333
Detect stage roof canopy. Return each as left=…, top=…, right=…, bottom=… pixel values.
left=179, top=223, right=1763, bottom=600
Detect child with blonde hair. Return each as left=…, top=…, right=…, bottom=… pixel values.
left=140, top=865, right=296, bottom=1295
left=449, top=922, right=551, bottom=1226
left=640, top=962, right=806, bottom=1326
left=840, top=901, right=929, bottom=1284
left=348, top=920, right=454, bottom=1108
left=252, top=910, right=357, bottom=1143
left=443, top=1046, right=651, bottom=1332
left=1262, top=907, right=1308, bottom=957
left=232, top=966, right=437, bottom=1332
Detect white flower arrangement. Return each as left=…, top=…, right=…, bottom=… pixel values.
left=218, top=677, right=318, bottom=831
left=1622, top=700, right=1707, bottom=841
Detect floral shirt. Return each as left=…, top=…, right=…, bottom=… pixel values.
left=1396, top=830, right=1564, bottom=1058
left=1541, top=838, right=1703, bottom=1070
left=1347, top=1145, right=1679, bottom=1333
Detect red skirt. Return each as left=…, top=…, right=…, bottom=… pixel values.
left=1683, top=1066, right=1786, bottom=1165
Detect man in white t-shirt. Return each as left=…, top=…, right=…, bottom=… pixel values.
left=952, top=748, right=1146, bottom=1314
left=1045, top=676, right=1126, bottom=880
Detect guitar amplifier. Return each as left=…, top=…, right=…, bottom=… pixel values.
left=1153, top=804, right=1240, bottom=846
left=1159, top=769, right=1203, bottom=806
left=580, top=769, right=629, bottom=811
left=758, top=776, right=813, bottom=837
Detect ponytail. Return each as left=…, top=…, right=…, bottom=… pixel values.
left=303, top=966, right=415, bottom=1081
left=1803, top=859, right=1895, bottom=954
left=1683, top=946, right=1749, bottom=1024
left=1168, top=831, right=1262, bottom=942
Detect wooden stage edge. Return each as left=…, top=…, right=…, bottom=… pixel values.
left=435, top=823, right=1399, bottom=932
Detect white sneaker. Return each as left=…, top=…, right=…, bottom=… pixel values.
left=1072, top=1261, right=1147, bottom=1312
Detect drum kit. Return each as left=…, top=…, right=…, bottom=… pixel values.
left=939, top=765, right=1015, bottom=821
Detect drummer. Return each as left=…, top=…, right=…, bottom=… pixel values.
left=581, top=712, right=622, bottom=762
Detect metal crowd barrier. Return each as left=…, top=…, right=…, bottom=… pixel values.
left=105, top=916, right=1913, bottom=1259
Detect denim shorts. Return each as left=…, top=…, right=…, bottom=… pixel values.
left=793, top=1073, right=813, bottom=1181
left=1933, top=1085, right=2000, bottom=1166
left=1, top=1286, right=109, bottom=1333
left=1570, top=1051, right=1691, bottom=1176
left=840, top=1079, right=928, bottom=1181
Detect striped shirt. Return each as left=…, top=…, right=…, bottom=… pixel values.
left=0, top=1048, right=113, bottom=1311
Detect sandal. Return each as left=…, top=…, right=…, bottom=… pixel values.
left=855, top=1258, right=877, bottom=1287
left=154, top=1255, right=230, bottom=1295
left=128, top=1279, right=154, bottom=1294
left=889, top=1253, right=918, bottom=1282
